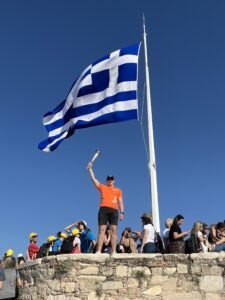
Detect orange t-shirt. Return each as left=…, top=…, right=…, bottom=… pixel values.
left=98, top=183, right=122, bottom=210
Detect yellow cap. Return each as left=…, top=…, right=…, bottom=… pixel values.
left=6, top=249, right=14, bottom=257
left=48, top=235, right=56, bottom=242
left=72, top=228, right=79, bottom=236
left=29, top=232, right=38, bottom=239
left=60, top=232, right=67, bottom=239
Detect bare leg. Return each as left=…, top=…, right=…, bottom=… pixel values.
left=110, top=224, right=117, bottom=253
left=97, top=224, right=107, bottom=253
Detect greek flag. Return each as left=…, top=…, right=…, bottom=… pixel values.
left=38, top=43, right=141, bottom=152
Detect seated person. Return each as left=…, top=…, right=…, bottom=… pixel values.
left=119, top=227, right=140, bottom=253
left=210, top=222, right=225, bottom=252
left=200, top=223, right=212, bottom=252
left=17, top=254, right=26, bottom=266
left=101, top=225, right=112, bottom=254
left=169, top=215, right=190, bottom=253
left=163, top=218, right=173, bottom=253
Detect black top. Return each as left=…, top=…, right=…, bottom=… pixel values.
left=169, top=223, right=183, bottom=242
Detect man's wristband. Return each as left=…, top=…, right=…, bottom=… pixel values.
left=120, top=212, right=124, bottom=215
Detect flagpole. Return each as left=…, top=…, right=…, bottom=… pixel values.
left=143, top=16, right=160, bottom=233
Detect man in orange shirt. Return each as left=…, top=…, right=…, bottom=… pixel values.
left=87, top=162, right=124, bottom=254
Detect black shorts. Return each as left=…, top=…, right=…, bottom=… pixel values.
left=98, top=206, right=118, bottom=226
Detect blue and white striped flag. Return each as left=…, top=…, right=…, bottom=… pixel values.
left=38, top=43, right=141, bottom=152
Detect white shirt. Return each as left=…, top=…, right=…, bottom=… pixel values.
left=141, top=224, right=155, bottom=243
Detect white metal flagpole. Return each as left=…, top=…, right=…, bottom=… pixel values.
left=143, top=16, right=160, bottom=233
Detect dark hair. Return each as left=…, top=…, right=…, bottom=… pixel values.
left=142, top=218, right=152, bottom=226
left=17, top=257, right=26, bottom=264
left=57, top=231, right=62, bottom=238
left=173, top=214, right=184, bottom=225
left=202, top=223, right=208, bottom=230
left=216, top=222, right=224, bottom=230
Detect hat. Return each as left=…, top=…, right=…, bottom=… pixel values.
left=106, top=175, right=114, bottom=181
left=60, top=232, right=67, bottom=239
left=48, top=235, right=56, bottom=242
left=6, top=249, right=14, bottom=257
left=141, top=213, right=152, bottom=220
left=17, top=253, right=23, bottom=258
left=72, top=228, right=80, bottom=236
left=125, top=227, right=131, bottom=232
left=77, top=220, right=87, bottom=228
left=29, top=232, right=38, bottom=239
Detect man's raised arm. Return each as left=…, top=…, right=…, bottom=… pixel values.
left=87, top=162, right=100, bottom=188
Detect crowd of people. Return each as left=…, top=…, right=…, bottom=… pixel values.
left=1, top=215, right=225, bottom=299
left=1, top=164, right=225, bottom=298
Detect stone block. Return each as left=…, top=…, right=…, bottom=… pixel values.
left=46, top=295, right=66, bottom=300
left=200, top=276, right=223, bottom=292
left=115, top=265, right=128, bottom=277
left=163, top=277, right=178, bottom=291
left=64, top=282, right=77, bottom=293
left=127, top=277, right=139, bottom=287
left=164, top=267, right=177, bottom=275
left=205, top=293, right=221, bottom=300
left=127, top=286, right=139, bottom=298
left=79, top=266, right=99, bottom=275
left=162, top=291, right=202, bottom=300
left=101, top=266, right=114, bottom=277
left=210, top=266, right=223, bottom=276
left=151, top=267, right=163, bottom=275
left=102, top=280, right=123, bottom=290
left=132, top=266, right=151, bottom=276
left=191, top=265, right=202, bottom=275
left=151, top=275, right=168, bottom=284
left=143, top=286, right=162, bottom=296
left=177, top=263, right=188, bottom=274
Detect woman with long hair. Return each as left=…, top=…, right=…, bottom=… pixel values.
left=169, top=214, right=190, bottom=253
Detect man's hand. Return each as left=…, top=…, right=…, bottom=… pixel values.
left=87, top=162, right=93, bottom=170
left=119, top=213, right=124, bottom=221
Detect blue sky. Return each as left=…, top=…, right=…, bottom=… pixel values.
left=1, top=0, right=225, bottom=257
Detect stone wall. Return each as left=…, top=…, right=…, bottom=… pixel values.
left=17, top=253, right=225, bottom=300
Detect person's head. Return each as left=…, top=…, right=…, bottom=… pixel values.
left=29, top=232, right=38, bottom=243
left=77, top=220, right=87, bottom=231
left=3, top=256, right=16, bottom=268
left=191, top=221, right=203, bottom=235
left=48, top=236, right=57, bottom=244
left=216, top=222, right=225, bottom=233
left=141, top=213, right=152, bottom=225
left=202, top=223, right=209, bottom=235
left=165, top=218, right=173, bottom=229
left=173, top=215, right=184, bottom=227
left=122, top=227, right=132, bottom=237
left=106, top=175, right=115, bottom=187
left=17, top=254, right=26, bottom=265
left=57, top=231, right=62, bottom=238
left=5, top=249, right=14, bottom=257
left=60, top=232, right=67, bottom=240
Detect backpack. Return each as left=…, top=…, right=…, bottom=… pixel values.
left=60, top=236, right=75, bottom=254
left=154, top=231, right=165, bottom=253
left=185, top=234, right=201, bottom=254
left=37, top=243, right=49, bottom=258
